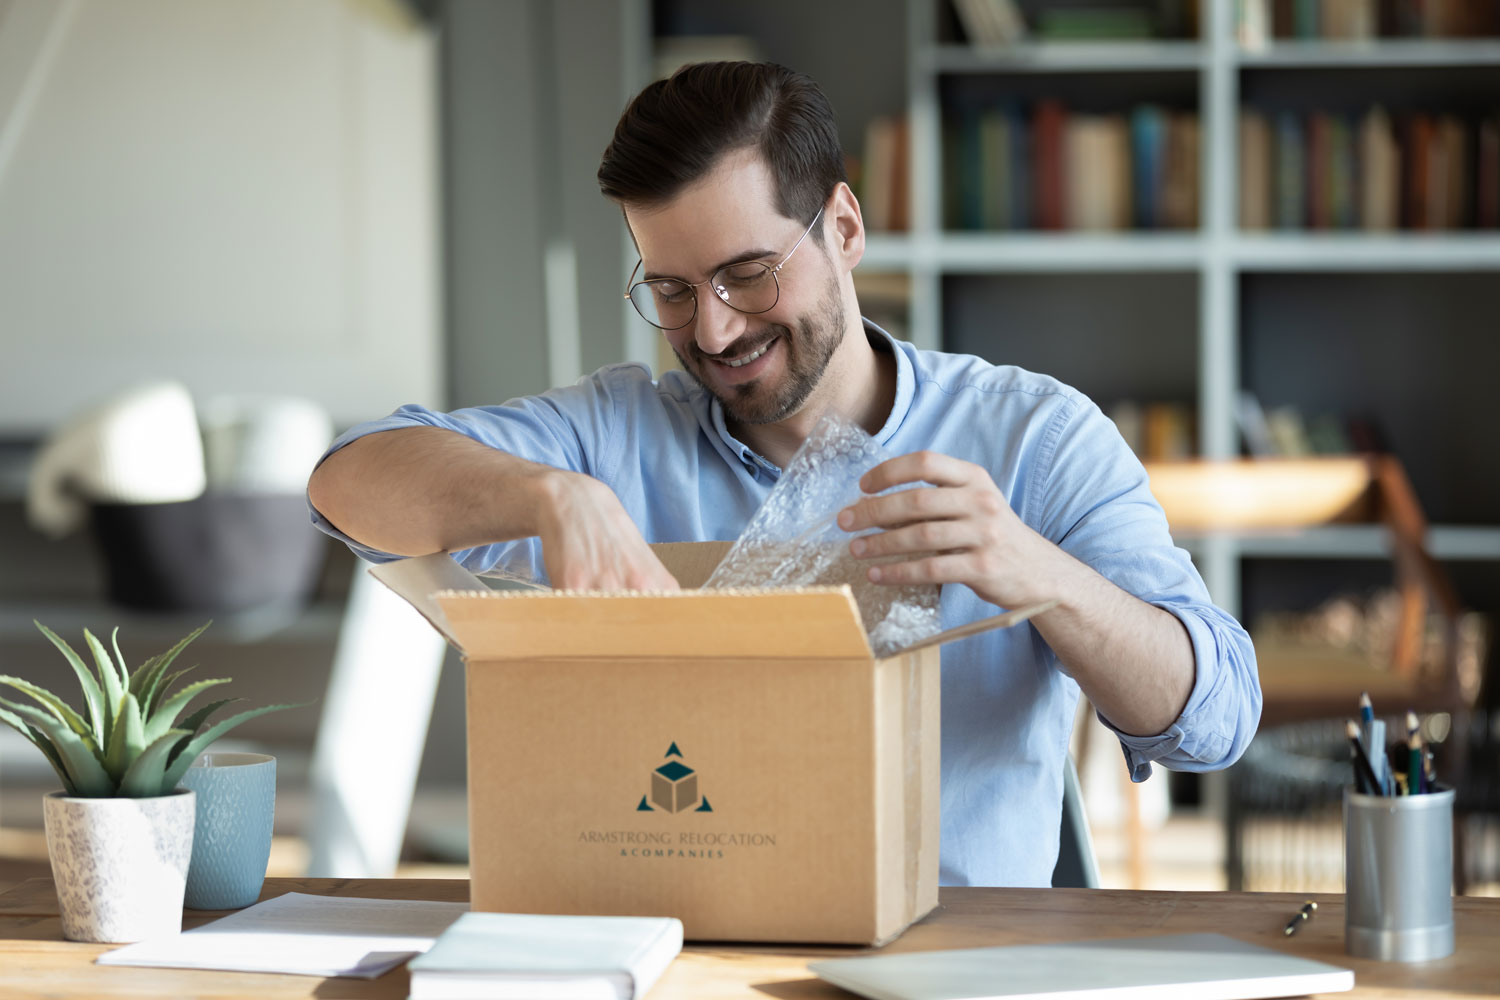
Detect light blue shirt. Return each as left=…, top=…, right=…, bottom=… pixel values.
left=309, top=322, right=1261, bottom=887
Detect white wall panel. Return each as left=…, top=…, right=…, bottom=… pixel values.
left=0, top=0, right=439, bottom=433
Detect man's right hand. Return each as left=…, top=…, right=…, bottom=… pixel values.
left=534, top=471, right=681, bottom=592
left=309, top=427, right=679, bottom=592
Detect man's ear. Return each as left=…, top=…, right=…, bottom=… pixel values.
left=825, top=181, right=865, bottom=273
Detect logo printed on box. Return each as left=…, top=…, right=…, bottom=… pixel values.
left=636, top=742, right=713, bottom=814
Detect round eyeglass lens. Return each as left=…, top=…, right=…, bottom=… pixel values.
left=712, top=261, right=779, bottom=313
left=629, top=279, right=695, bottom=330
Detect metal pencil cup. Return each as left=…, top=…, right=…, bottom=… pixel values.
left=1343, top=784, right=1454, bottom=962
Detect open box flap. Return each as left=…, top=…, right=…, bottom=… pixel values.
left=891, top=599, right=1060, bottom=656
left=435, top=586, right=873, bottom=660
left=368, top=551, right=490, bottom=652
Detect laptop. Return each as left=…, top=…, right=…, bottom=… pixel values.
left=808, top=932, right=1354, bottom=1000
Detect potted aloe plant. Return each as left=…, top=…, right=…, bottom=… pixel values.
left=0, top=621, right=304, bottom=943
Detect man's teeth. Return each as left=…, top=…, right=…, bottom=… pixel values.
left=723, top=343, right=769, bottom=368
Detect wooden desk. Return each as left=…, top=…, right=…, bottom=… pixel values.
left=1, top=878, right=1496, bottom=998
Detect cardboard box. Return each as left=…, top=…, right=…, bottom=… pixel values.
left=374, top=542, right=1050, bottom=945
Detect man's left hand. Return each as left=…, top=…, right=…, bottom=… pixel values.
left=837, top=451, right=1063, bottom=610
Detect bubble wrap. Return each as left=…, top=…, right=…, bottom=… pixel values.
left=704, top=412, right=941, bottom=657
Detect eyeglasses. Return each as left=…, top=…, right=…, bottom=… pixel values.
left=624, top=207, right=825, bottom=331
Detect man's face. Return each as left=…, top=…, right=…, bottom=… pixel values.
left=625, top=151, right=846, bottom=426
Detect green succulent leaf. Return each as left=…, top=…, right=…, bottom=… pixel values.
left=104, top=691, right=146, bottom=783
left=135, top=621, right=210, bottom=714
left=111, top=628, right=134, bottom=691
left=0, top=695, right=113, bottom=796
left=0, top=675, right=97, bottom=748
left=0, top=704, right=76, bottom=794
left=178, top=697, right=239, bottom=736
left=26, top=723, right=77, bottom=793
left=147, top=666, right=199, bottom=718
left=160, top=701, right=311, bottom=791
left=32, top=622, right=105, bottom=739
left=83, top=629, right=124, bottom=748
left=143, top=678, right=230, bottom=743
left=119, top=729, right=193, bottom=798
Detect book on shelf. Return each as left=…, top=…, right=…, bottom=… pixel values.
left=1273, top=112, right=1305, bottom=230
left=860, top=114, right=909, bottom=233
left=950, top=0, right=1027, bottom=47
left=1235, top=390, right=1277, bottom=458
left=1162, top=111, right=1200, bottom=229
left=1064, top=115, right=1132, bottom=231
left=406, top=912, right=684, bottom=1000
left=1109, top=400, right=1195, bottom=461
left=1243, top=105, right=1500, bottom=231
left=1035, top=5, right=1153, bottom=40
left=945, top=100, right=1197, bottom=231
left=1359, top=106, right=1400, bottom=231
left=1240, top=110, right=1272, bottom=229
left=1032, top=99, right=1066, bottom=231
left=1132, top=105, right=1168, bottom=228
left=1480, top=118, right=1500, bottom=229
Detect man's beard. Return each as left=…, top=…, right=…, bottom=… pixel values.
left=673, top=277, right=846, bottom=427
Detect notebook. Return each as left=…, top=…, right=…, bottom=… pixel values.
left=406, top=911, right=684, bottom=1000
left=808, top=932, right=1354, bottom=1000
left=96, top=892, right=467, bottom=978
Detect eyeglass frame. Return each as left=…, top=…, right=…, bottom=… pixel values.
left=622, top=206, right=826, bottom=331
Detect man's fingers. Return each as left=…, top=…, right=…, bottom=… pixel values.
left=866, top=552, right=975, bottom=586
left=839, top=484, right=968, bottom=532
left=851, top=520, right=973, bottom=559
left=631, top=551, right=682, bottom=592
left=859, top=451, right=972, bottom=494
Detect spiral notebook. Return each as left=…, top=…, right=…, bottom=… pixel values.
left=808, top=932, right=1354, bottom=1000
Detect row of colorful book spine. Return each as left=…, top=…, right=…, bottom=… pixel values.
left=1241, top=107, right=1500, bottom=231
left=943, top=102, right=1200, bottom=232
left=1238, top=0, right=1500, bottom=44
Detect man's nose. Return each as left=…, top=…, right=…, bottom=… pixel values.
left=691, top=283, right=748, bottom=356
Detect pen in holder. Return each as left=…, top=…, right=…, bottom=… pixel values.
left=1343, top=784, right=1454, bottom=962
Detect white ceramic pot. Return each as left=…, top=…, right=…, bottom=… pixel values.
left=42, top=789, right=196, bottom=943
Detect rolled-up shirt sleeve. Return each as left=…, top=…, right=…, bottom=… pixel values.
left=1027, top=394, right=1262, bottom=781
left=305, top=372, right=625, bottom=578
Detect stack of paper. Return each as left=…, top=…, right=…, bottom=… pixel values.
left=407, top=912, right=684, bottom=1000
left=97, top=892, right=468, bottom=978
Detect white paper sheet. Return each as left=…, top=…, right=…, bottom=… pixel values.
left=96, top=892, right=469, bottom=978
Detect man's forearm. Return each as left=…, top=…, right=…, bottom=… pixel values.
left=307, top=426, right=560, bottom=557
left=1033, top=548, right=1197, bottom=737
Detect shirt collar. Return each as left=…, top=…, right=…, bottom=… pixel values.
left=706, top=317, right=915, bottom=474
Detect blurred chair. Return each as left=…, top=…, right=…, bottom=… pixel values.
left=305, top=561, right=448, bottom=876
left=1052, top=755, right=1101, bottom=889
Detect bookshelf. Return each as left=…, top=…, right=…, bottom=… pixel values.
left=857, top=0, right=1500, bottom=619
left=650, top=0, right=1500, bottom=623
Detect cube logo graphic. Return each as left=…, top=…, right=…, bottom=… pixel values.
left=636, top=742, right=713, bottom=814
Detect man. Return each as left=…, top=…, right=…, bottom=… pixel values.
left=307, top=61, right=1260, bottom=887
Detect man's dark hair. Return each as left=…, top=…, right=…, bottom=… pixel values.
left=597, top=61, right=846, bottom=232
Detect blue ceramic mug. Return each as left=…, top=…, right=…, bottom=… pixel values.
left=179, top=752, right=276, bottom=909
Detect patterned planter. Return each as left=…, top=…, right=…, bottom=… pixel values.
left=42, top=789, right=196, bottom=943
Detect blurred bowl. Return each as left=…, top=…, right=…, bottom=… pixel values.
left=91, top=493, right=326, bottom=612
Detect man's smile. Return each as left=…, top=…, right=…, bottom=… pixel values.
left=718, top=337, right=777, bottom=368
